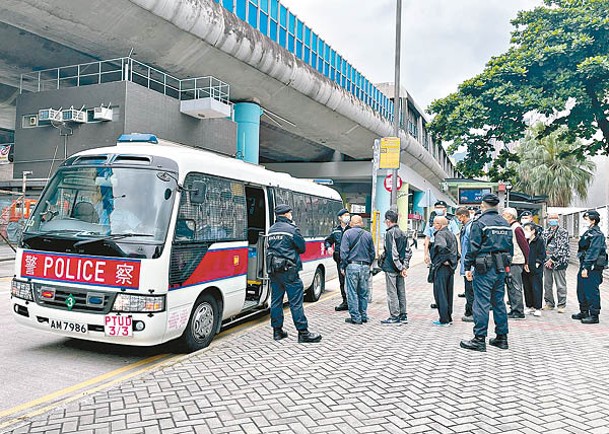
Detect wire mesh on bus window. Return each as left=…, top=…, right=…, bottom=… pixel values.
left=275, top=188, right=344, bottom=238
left=175, top=173, right=247, bottom=242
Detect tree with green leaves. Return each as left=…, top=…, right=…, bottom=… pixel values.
left=511, top=124, right=595, bottom=207
left=428, top=0, right=609, bottom=178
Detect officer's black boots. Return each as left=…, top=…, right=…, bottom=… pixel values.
left=571, top=311, right=589, bottom=320
left=298, top=330, right=322, bottom=343
left=581, top=315, right=600, bottom=324
left=273, top=328, right=288, bottom=341
left=460, top=336, right=487, bottom=352
left=489, top=334, right=509, bottom=349
left=335, top=303, right=348, bottom=311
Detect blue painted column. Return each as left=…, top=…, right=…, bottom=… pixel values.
left=234, top=102, right=263, bottom=165
left=375, top=172, right=392, bottom=235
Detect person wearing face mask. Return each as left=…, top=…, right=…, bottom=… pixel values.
left=501, top=208, right=530, bottom=320
left=522, top=223, right=546, bottom=317
left=520, top=210, right=544, bottom=237
left=379, top=210, right=412, bottom=324
left=542, top=213, right=570, bottom=313
left=266, top=204, right=322, bottom=343
left=324, top=208, right=351, bottom=311
left=460, top=193, right=513, bottom=352
left=572, top=210, right=608, bottom=324
left=455, top=207, right=475, bottom=322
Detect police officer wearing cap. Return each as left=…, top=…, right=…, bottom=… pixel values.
left=460, top=193, right=513, bottom=352
left=572, top=210, right=608, bottom=324
left=266, top=204, right=322, bottom=343
left=324, top=208, right=351, bottom=311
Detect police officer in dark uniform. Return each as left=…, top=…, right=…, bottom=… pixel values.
left=266, top=204, right=322, bottom=343
left=324, top=208, right=351, bottom=311
left=460, top=193, right=514, bottom=352
left=572, top=210, right=608, bottom=324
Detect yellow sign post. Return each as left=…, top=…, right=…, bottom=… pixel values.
left=379, top=137, right=400, bottom=169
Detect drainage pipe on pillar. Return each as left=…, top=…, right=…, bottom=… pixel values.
left=234, top=102, right=263, bottom=165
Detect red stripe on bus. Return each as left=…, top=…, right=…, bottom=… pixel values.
left=179, top=247, right=249, bottom=288
left=171, top=240, right=331, bottom=289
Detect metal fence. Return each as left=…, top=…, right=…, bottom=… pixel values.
left=20, top=57, right=230, bottom=104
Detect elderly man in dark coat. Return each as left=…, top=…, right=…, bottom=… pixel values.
left=429, top=216, right=459, bottom=326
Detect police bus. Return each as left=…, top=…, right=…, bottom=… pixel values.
left=11, top=134, right=343, bottom=352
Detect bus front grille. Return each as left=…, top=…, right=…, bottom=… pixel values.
left=33, top=284, right=115, bottom=314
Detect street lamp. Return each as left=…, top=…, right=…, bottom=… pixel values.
left=505, top=182, right=512, bottom=208
left=390, top=0, right=403, bottom=208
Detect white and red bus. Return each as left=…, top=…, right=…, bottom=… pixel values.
left=11, top=134, right=343, bottom=351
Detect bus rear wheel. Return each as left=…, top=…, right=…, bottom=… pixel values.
left=305, top=267, right=324, bottom=302
left=178, top=293, right=219, bottom=353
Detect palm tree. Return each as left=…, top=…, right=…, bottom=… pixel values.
left=513, top=124, right=595, bottom=207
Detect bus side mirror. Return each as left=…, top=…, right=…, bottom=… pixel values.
left=190, top=180, right=207, bottom=204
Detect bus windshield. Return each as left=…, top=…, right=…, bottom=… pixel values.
left=23, top=166, right=176, bottom=257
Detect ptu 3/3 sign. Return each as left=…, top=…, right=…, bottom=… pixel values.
left=380, top=137, right=400, bottom=169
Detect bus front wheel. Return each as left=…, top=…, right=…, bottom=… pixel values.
left=304, top=267, right=324, bottom=302
left=179, top=293, right=219, bottom=352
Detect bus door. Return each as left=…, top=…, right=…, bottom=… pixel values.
left=244, top=186, right=268, bottom=308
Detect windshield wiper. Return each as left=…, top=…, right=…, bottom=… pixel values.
left=73, top=233, right=155, bottom=248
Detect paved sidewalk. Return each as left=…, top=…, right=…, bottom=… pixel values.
left=5, top=250, right=609, bottom=434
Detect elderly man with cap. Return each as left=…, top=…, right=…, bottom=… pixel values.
left=266, top=204, right=322, bottom=343
left=572, top=210, right=608, bottom=324
left=460, top=193, right=513, bottom=352
left=324, top=207, right=351, bottom=311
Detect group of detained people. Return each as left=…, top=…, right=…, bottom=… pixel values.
left=423, top=200, right=607, bottom=327
left=265, top=199, right=607, bottom=344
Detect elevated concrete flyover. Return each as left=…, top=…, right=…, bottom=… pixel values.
left=0, top=0, right=452, bottom=189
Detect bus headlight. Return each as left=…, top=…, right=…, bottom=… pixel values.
left=11, top=279, right=34, bottom=301
left=112, top=294, right=165, bottom=313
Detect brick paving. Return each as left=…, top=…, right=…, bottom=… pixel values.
left=5, top=249, right=609, bottom=434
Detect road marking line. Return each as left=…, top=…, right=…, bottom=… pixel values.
left=0, top=280, right=353, bottom=430
left=0, top=353, right=175, bottom=427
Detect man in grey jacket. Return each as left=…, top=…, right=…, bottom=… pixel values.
left=380, top=210, right=412, bottom=324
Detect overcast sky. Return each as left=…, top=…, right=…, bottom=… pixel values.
left=280, top=0, right=542, bottom=112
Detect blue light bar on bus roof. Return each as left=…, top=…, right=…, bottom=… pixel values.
left=117, top=133, right=159, bottom=144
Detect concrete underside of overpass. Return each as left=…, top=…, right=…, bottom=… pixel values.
left=0, top=0, right=450, bottom=196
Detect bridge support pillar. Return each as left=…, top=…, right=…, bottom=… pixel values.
left=375, top=173, right=392, bottom=235
left=234, top=102, right=263, bottom=165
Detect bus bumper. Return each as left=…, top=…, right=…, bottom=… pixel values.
left=10, top=297, right=172, bottom=347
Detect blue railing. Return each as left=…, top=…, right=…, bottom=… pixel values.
left=214, top=0, right=394, bottom=122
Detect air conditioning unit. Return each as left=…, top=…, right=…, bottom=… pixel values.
left=38, top=108, right=62, bottom=122
left=93, top=106, right=113, bottom=121
left=62, top=108, right=86, bottom=123
left=28, top=116, right=38, bottom=126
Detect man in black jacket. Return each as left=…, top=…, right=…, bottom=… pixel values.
left=380, top=210, right=412, bottom=324
left=324, top=208, right=351, bottom=311
left=429, top=216, right=458, bottom=326
left=266, top=204, right=321, bottom=343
